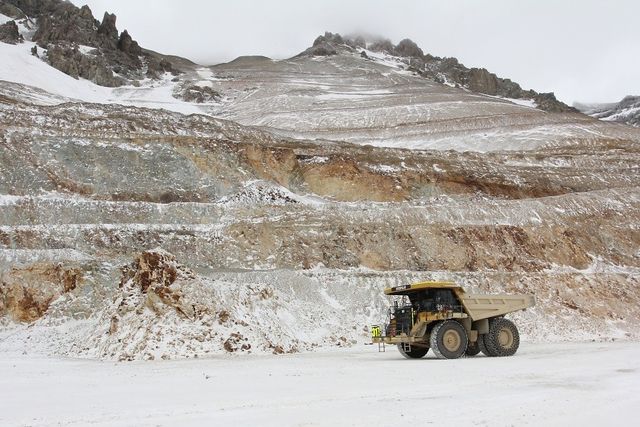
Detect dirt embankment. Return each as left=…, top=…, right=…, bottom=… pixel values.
left=0, top=263, right=82, bottom=322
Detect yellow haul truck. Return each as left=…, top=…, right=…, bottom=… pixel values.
left=371, top=281, right=535, bottom=359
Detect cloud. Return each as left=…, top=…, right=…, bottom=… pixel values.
left=71, top=0, right=640, bottom=103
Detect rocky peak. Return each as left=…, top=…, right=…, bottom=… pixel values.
left=313, top=31, right=344, bottom=47
left=97, top=11, right=118, bottom=44
left=298, top=31, right=346, bottom=57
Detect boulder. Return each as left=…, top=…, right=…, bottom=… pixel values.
left=0, top=20, right=22, bottom=44
left=177, top=85, right=221, bottom=103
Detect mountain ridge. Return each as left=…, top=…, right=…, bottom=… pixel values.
left=297, top=31, right=575, bottom=113
left=575, top=95, right=640, bottom=127
left=3, top=0, right=573, bottom=114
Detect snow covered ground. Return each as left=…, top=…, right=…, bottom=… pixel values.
left=1, top=342, right=638, bottom=426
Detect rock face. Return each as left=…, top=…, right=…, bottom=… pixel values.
left=0, top=263, right=82, bottom=322
left=0, top=1, right=26, bottom=19
left=117, top=29, right=141, bottom=56
left=468, top=67, right=498, bottom=95
left=45, top=43, right=124, bottom=87
left=0, top=19, right=22, bottom=44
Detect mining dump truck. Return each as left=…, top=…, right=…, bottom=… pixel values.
left=371, top=281, right=535, bottom=359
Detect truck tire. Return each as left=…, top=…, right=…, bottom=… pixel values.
left=477, top=334, right=494, bottom=357
left=397, top=344, right=429, bottom=359
left=465, top=341, right=481, bottom=356
left=430, top=320, right=468, bottom=359
left=484, top=318, right=520, bottom=357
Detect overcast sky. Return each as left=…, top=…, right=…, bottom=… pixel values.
left=71, top=0, right=639, bottom=104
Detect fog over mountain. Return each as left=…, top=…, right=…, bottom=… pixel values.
left=70, top=0, right=640, bottom=105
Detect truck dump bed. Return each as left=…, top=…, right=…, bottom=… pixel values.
left=384, top=281, right=535, bottom=321
left=461, top=294, right=535, bottom=321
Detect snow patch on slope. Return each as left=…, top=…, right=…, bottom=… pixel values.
left=0, top=41, right=205, bottom=114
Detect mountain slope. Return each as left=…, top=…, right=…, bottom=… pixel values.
left=575, top=95, right=640, bottom=127
left=206, top=47, right=635, bottom=152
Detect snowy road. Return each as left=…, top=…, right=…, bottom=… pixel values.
left=1, top=342, right=639, bottom=426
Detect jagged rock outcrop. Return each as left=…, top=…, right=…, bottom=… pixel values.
left=298, top=31, right=345, bottom=56
left=3, top=0, right=179, bottom=85
left=117, top=29, right=141, bottom=56
left=45, top=43, right=124, bottom=86
left=96, top=12, right=117, bottom=44
left=33, top=3, right=97, bottom=46
left=0, top=19, right=22, bottom=44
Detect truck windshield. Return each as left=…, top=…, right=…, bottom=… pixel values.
left=408, top=289, right=459, bottom=311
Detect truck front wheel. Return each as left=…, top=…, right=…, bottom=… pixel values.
left=397, top=344, right=429, bottom=359
left=430, top=320, right=468, bottom=359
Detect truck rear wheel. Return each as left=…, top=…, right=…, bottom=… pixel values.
left=397, top=344, right=429, bottom=359
left=465, top=341, right=481, bottom=356
left=478, top=334, right=493, bottom=356
left=484, top=318, right=520, bottom=357
left=430, top=320, right=468, bottom=359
